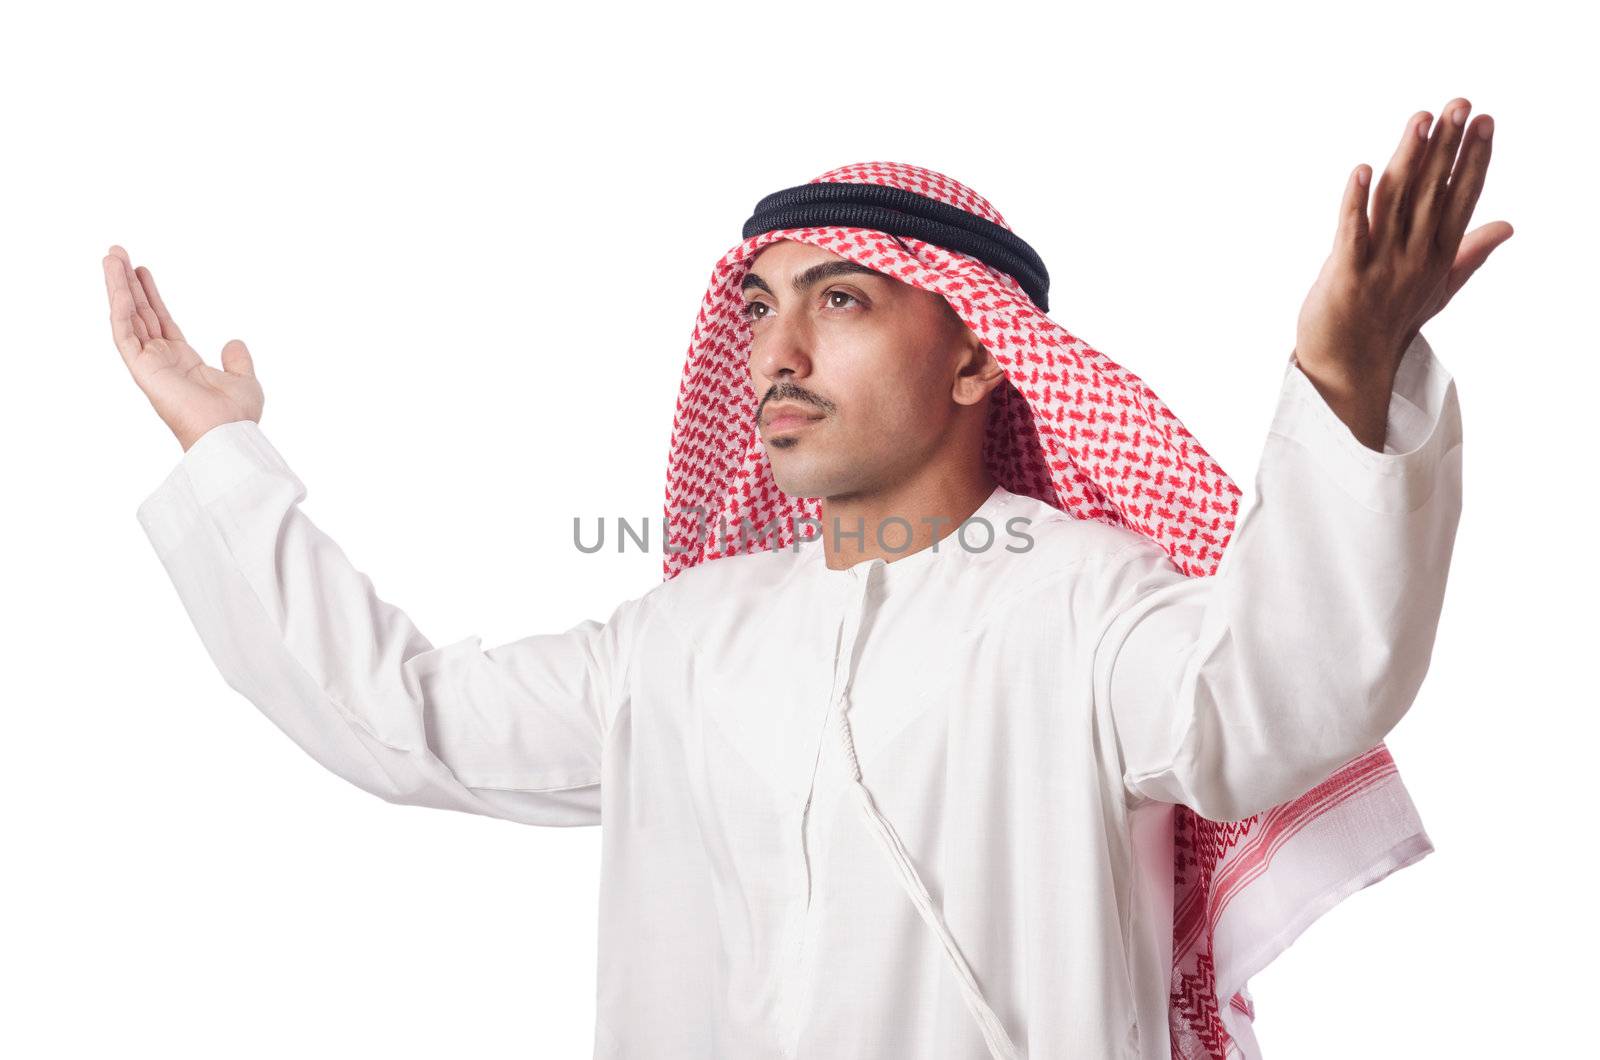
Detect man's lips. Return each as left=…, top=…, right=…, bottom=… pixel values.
left=764, top=412, right=825, bottom=432
left=762, top=402, right=828, bottom=433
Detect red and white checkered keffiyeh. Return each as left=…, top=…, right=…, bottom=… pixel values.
left=659, top=160, right=1433, bottom=1059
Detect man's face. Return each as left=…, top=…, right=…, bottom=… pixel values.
left=740, top=239, right=996, bottom=500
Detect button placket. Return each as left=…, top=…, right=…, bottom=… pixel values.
left=797, top=567, right=874, bottom=910
left=776, top=561, right=880, bottom=1057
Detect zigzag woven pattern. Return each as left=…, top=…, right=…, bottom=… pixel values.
left=659, top=160, right=1402, bottom=1058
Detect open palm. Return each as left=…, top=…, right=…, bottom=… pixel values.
left=104, top=245, right=262, bottom=452
left=1294, top=96, right=1511, bottom=389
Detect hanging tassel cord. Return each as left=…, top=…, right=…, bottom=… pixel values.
left=837, top=708, right=1025, bottom=1060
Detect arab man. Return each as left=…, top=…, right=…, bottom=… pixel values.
left=108, top=96, right=1506, bottom=1059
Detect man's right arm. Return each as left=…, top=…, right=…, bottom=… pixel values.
left=136, top=419, right=649, bottom=827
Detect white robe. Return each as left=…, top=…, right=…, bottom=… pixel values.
left=135, top=333, right=1463, bottom=1059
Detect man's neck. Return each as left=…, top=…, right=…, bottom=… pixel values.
left=816, top=471, right=1000, bottom=570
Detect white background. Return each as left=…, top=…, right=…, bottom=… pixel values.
left=3, top=1, right=1589, bottom=1056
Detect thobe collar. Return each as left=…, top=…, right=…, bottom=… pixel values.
left=798, top=483, right=1018, bottom=588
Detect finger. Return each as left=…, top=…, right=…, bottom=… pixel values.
left=135, top=264, right=187, bottom=343
left=122, top=253, right=164, bottom=341
left=1435, top=114, right=1494, bottom=259
left=1335, top=164, right=1372, bottom=267
left=108, top=248, right=153, bottom=343
left=1370, top=110, right=1432, bottom=253
left=103, top=254, right=143, bottom=365
left=102, top=251, right=125, bottom=319
left=1443, top=220, right=1515, bottom=299
left=108, top=247, right=151, bottom=343
left=220, top=338, right=256, bottom=379
left=1431, top=221, right=1513, bottom=319
left=112, top=244, right=164, bottom=341
left=1408, top=97, right=1473, bottom=256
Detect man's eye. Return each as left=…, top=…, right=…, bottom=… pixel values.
left=739, top=290, right=859, bottom=323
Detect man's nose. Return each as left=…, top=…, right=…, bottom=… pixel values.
left=751, top=319, right=814, bottom=384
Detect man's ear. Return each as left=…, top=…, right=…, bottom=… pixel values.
left=953, top=336, right=1004, bottom=407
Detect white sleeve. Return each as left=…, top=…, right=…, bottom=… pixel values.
left=1090, top=332, right=1464, bottom=822
left=135, top=419, right=650, bottom=827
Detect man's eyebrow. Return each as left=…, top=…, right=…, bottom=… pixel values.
left=740, top=260, right=888, bottom=297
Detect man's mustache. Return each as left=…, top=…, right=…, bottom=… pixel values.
left=759, top=385, right=836, bottom=418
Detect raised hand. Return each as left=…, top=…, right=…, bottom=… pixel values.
left=104, top=245, right=264, bottom=452
left=1293, top=96, right=1512, bottom=450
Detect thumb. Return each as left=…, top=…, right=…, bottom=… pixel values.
left=1443, top=221, right=1515, bottom=305
left=220, top=338, right=255, bottom=379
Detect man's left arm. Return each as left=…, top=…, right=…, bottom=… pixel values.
left=1091, top=330, right=1461, bottom=822
left=1089, top=96, right=1507, bottom=822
